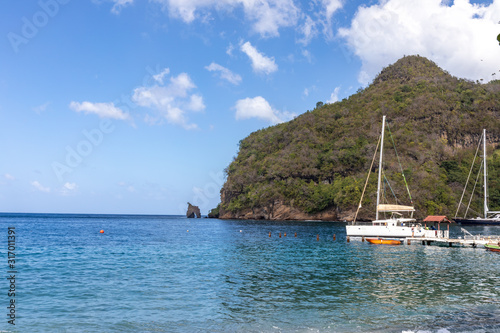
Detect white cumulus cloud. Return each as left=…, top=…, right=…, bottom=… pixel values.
left=297, top=0, right=343, bottom=44
left=322, top=0, right=342, bottom=38
left=33, top=102, right=50, bottom=114
left=152, top=68, right=171, bottom=84
left=31, top=181, right=50, bottom=193
left=298, top=15, right=318, bottom=45
left=69, top=101, right=131, bottom=120
left=152, top=0, right=299, bottom=37
left=104, top=0, right=343, bottom=42
left=242, top=0, right=300, bottom=37
left=132, top=70, right=205, bottom=130
left=327, top=86, right=341, bottom=103
left=323, top=0, right=342, bottom=21
left=111, top=0, right=134, bottom=14
left=60, top=182, right=78, bottom=196
left=240, top=41, right=278, bottom=75
left=234, top=96, right=295, bottom=124
left=339, top=0, right=500, bottom=85
left=205, top=62, right=242, bottom=85
left=187, top=94, right=205, bottom=111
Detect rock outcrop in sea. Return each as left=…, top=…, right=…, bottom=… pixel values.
left=186, top=202, right=201, bottom=218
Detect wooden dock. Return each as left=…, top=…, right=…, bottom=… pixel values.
left=406, top=235, right=500, bottom=247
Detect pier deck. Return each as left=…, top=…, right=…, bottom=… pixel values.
left=406, top=235, right=500, bottom=247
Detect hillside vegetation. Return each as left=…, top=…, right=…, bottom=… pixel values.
left=219, top=55, right=500, bottom=220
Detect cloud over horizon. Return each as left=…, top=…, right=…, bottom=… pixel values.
left=31, top=180, right=50, bottom=193
left=60, top=182, right=78, bottom=196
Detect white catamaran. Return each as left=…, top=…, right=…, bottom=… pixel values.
left=454, top=129, right=500, bottom=225
left=346, top=116, right=445, bottom=239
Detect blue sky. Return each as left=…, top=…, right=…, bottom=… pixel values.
left=1, top=0, right=499, bottom=215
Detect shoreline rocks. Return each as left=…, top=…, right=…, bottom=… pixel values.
left=207, top=204, right=220, bottom=218
left=219, top=200, right=355, bottom=221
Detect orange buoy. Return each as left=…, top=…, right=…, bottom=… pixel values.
left=294, top=232, right=297, bottom=237
left=284, top=232, right=287, bottom=237
left=100, top=230, right=104, bottom=234
left=269, top=232, right=271, bottom=237
left=333, top=234, right=336, bottom=241
left=279, top=232, right=281, bottom=238
left=317, top=234, right=319, bottom=241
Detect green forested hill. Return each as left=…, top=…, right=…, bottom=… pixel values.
left=219, top=55, right=500, bottom=220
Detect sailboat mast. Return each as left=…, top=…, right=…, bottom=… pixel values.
left=483, top=129, right=488, bottom=218
left=376, top=116, right=386, bottom=220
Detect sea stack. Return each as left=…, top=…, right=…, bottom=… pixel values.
left=186, top=202, right=201, bottom=218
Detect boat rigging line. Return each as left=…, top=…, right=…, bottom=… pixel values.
left=455, top=133, right=483, bottom=218
left=353, top=132, right=381, bottom=224
left=386, top=121, right=413, bottom=205
left=464, top=161, right=483, bottom=218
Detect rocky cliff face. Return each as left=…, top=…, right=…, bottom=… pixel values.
left=219, top=199, right=341, bottom=221
left=207, top=204, right=220, bottom=218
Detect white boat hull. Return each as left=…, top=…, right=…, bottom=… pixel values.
left=346, top=224, right=447, bottom=239
left=346, top=225, right=424, bottom=238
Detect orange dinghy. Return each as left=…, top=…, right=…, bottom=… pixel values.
left=366, top=238, right=401, bottom=245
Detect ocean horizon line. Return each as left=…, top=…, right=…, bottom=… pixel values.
left=0, top=212, right=187, bottom=218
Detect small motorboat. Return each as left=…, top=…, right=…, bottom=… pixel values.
left=485, top=243, right=500, bottom=252
left=366, top=238, right=401, bottom=245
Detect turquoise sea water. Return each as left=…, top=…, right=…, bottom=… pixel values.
left=0, top=213, right=499, bottom=332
